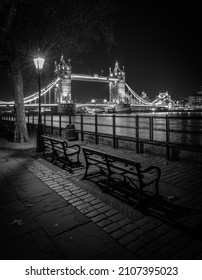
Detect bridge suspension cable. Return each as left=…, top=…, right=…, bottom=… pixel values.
left=0, top=77, right=61, bottom=105
left=125, top=83, right=154, bottom=106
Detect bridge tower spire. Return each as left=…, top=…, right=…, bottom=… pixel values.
left=109, top=61, right=126, bottom=103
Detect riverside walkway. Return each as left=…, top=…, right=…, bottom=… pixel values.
left=0, top=135, right=202, bottom=260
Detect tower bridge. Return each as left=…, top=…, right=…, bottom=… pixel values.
left=0, top=55, right=175, bottom=112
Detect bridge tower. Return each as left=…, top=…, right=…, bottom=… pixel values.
left=54, top=55, right=72, bottom=103
left=54, top=55, right=75, bottom=113
left=109, top=61, right=126, bottom=103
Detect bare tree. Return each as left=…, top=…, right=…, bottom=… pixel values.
left=0, top=0, right=114, bottom=142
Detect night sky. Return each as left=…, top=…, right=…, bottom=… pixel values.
left=0, top=1, right=201, bottom=102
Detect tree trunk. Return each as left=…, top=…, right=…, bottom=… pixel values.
left=10, top=58, right=29, bottom=142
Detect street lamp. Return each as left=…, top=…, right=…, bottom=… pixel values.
left=33, top=56, right=45, bottom=152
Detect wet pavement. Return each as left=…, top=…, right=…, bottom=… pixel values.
left=0, top=135, right=202, bottom=260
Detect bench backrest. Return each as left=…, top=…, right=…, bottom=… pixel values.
left=41, top=135, right=68, bottom=151
left=82, top=147, right=142, bottom=169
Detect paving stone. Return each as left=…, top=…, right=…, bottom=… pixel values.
left=184, top=240, right=202, bottom=256
left=98, top=205, right=112, bottom=213
left=110, top=229, right=127, bottom=240
left=71, top=189, right=83, bottom=194
left=171, top=249, right=193, bottom=260
left=138, top=231, right=160, bottom=244
left=0, top=191, right=19, bottom=203
left=84, top=196, right=96, bottom=203
left=79, top=206, right=96, bottom=214
left=36, top=205, right=88, bottom=237
left=2, top=199, right=27, bottom=215
left=76, top=202, right=91, bottom=210
left=103, top=222, right=122, bottom=233
left=68, top=197, right=80, bottom=204
left=0, top=210, right=40, bottom=242
left=48, top=183, right=59, bottom=188
left=154, top=244, right=179, bottom=259
left=75, top=191, right=87, bottom=197
left=135, top=247, right=151, bottom=259
left=71, top=200, right=84, bottom=207
left=97, top=219, right=112, bottom=228
left=144, top=239, right=165, bottom=253
left=158, top=230, right=179, bottom=243
left=23, top=192, right=67, bottom=216
left=58, top=190, right=72, bottom=196
left=0, top=229, right=63, bottom=259
left=127, top=239, right=144, bottom=252
left=90, top=198, right=102, bottom=205
left=105, top=209, right=119, bottom=217
left=122, top=223, right=138, bottom=233
left=109, top=213, right=126, bottom=223
left=86, top=210, right=100, bottom=218
left=53, top=222, right=117, bottom=259
left=91, top=202, right=105, bottom=209
left=118, top=233, right=137, bottom=246
left=95, top=245, right=135, bottom=260
left=170, top=234, right=192, bottom=249
left=14, top=181, right=53, bottom=200
left=51, top=186, right=64, bottom=191
left=79, top=193, right=93, bottom=200
left=91, top=214, right=106, bottom=223
left=118, top=217, right=132, bottom=227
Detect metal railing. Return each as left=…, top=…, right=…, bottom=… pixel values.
left=1, top=111, right=202, bottom=152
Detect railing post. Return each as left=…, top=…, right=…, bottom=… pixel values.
left=135, top=115, right=139, bottom=139
left=51, top=113, right=53, bottom=135
left=166, top=115, right=170, bottom=159
left=27, top=111, right=30, bottom=127
left=69, top=114, right=72, bottom=125
left=95, top=114, right=99, bottom=145
left=44, top=112, right=46, bottom=134
left=59, top=114, right=62, bottom=137
left=112, top=114, right=117, bottom=148
left=81, top=114, right=84, bottom=141
left=150, top=116, right=153, bottom=141
left=26, top=111, right=29, bottom=131
left=135, top=115, right=144, bottom=154
left=135, top=115, right=139, bottom=153
left=32, top=112, right=34, bottom=130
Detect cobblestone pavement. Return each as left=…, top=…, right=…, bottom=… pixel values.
left=0, top=137, right=202, bottom=260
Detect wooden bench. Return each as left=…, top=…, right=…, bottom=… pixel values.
left=41, top=135, right=81, bottom=168
left=82, top=147, right=161, bottom=201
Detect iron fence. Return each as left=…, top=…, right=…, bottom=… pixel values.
left=1, top=111, right=202, bottom=151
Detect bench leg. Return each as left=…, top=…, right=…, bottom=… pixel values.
left=82, top=163, right=89, bottom=179
left=155, top=181, right=159, bottom=195
left=62, top=158, right=68, bottom=168
left=76, top=153, right=80, bottom=164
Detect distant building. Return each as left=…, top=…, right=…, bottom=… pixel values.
left=187, top=87, right=202, bottom=108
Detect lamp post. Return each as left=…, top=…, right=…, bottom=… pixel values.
left=33, top=56, right=45, bottom=152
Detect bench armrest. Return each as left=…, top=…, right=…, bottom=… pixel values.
left=66, top=144, right=81, bottom=153
left=141, top=165, right=161, bottom=178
